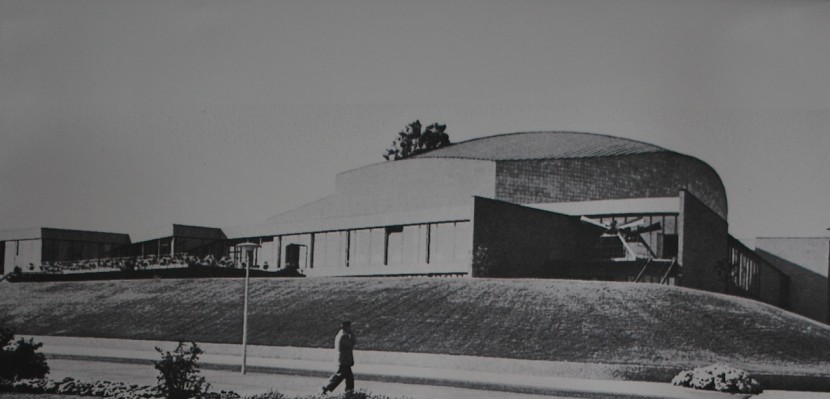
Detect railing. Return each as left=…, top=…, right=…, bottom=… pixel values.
left=633, top=258, right=652, bottom=282
left=659, top=258, right=677, bottom=284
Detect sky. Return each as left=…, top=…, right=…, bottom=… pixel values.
left=1, top=0, right=829, bottom=242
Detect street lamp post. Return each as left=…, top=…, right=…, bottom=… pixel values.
left=236, top=242, right=260, bottom=375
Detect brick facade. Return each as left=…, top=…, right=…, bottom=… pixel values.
left=678, top=190, right=729, bottom=292
left=495, top=152, right=727, bottom=219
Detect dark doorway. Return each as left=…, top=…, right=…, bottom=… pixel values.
left=285, top=244, right=306, bottom=270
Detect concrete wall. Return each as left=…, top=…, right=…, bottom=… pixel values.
left=756, top=238, right=830, bottom=323
left=471, top=197, right=592, bottom=277
left=271, top=158, right=496, bottom=224
left=287, top=220, right=473, bottom=277
left=495, top=152, right=727, bottom=219
left=756, top=238, right=829, bottom=277
left=757, top=259, right=790, bottom=309
left=3, top=239, right=42, bottom=274
left=678, top=190, right=729, bottom=292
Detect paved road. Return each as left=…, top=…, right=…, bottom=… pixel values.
left=48, top=358, right=579, bottom=399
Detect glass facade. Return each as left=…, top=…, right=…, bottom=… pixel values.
left=42, top=239, right=117, bottom=262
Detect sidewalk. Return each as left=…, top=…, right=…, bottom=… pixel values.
left=45, top=358, right=581, bottom=399
left=26, top=335, right=830, bottom=399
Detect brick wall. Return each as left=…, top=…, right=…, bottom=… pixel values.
left=495, top=153, right=727, bottom=219
left=678, top=190, right=729, bottom=292
left=471, top=197, right=593, bottom=277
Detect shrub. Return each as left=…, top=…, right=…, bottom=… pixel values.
left=153, top=341, right=209, bottom=399
left=672, top=364, right=763, bottom=394
left=0, top=376, right=164, bottom=398
left=246, top=389, right=400, bottom=399
left=4, top=376, right=243, bottom=398
left=0, top=326, right=50, bottom=381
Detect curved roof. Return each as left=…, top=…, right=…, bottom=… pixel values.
left=414, top=131, right=667, bottom=161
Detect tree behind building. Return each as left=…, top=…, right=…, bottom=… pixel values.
left=383, top=120, right=450, bottom=160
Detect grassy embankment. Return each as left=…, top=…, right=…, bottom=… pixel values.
left=2, top=277, right=829, bottom=383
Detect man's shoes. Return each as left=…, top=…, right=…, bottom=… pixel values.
left=321, top=386, right=329, bottom=395
left=344, top=389, right=354, bottom=398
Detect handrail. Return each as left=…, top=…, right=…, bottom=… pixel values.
left=633, top=258, right=652, bottom=282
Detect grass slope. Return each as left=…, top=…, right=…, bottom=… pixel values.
left=2, top=278, right=829, bottom=376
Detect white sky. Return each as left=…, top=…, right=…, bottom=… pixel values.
left=1, top=0, right=829, bottom=241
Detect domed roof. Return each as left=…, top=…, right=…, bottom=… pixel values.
left=414, top=131, right=667, bottom=161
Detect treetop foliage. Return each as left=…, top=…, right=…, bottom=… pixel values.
left=383, top=120, right=450, bottom=161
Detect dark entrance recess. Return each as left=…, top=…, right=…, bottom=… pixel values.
left=285, top=243, right=305, bottom=270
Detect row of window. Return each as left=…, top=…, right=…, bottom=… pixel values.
left=729, top=245, right=761, bottom=295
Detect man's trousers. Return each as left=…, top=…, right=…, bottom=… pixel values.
left=325, top=364, right=354, bottom=392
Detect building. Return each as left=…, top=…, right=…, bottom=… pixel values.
left=0, top=131, right=793, bottom=314
left=223, top=131, right=784, bottom=299
left=755, top=237, right=830, bottom=323
left=1, top=228, right=130, bottom=274
left=111, top=224, right=227, bottom=263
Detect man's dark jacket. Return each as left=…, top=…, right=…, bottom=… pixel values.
left=335, top=329, right=356, bottom=366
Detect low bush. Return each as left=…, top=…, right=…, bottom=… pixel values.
left=0, top=376, right=241, bottom=398
left=245, top=391, right=286, bottom=399
left=671, top=364, right=763, bottom=394
left=246, top=389, right=399, bottom=399
left=0, top=377, right=158, bottom=397
left=153, top=341, right=210, bottom=399
left=0, top=377, right=418, bottom=399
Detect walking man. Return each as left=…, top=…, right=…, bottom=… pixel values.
left=322, top=320, right=357, bottom=396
